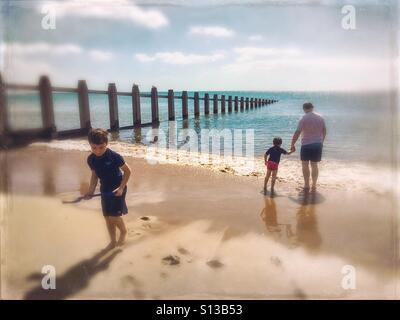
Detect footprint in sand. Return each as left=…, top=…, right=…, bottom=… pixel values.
left=270, top=256, right=283, bottom=268
left=206, top=259, right=224, bottom=269
left=177, top=247, right=194, bottom=263
left=121, top=275, right=146, bottom=299
left=162, top=255, right=180, bottom=266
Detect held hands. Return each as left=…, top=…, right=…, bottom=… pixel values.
left=290, top=145, right=296, bottom=153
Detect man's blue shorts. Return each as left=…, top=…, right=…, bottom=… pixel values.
left=300, top=143, right=323, bottom=162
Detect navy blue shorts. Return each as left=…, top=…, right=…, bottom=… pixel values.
left=101, top=187, right=128, bottom=217
left=300, top=143, right=323, bottom=162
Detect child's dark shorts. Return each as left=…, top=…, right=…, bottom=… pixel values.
left=101, top=187, right=128, bottom=217
left=300, top=142, right=323, bottom=162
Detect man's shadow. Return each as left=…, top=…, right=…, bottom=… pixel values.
left=294, top=192, right=322, bottom=252
left=24, top=247, right=122, bottom=300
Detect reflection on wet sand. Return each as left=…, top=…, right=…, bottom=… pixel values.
left=295, top=192, right=322, bottom=252
left=260, top=192, right=322, bottom=252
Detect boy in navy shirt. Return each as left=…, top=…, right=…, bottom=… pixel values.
left=263, top=137, right=293, bottom=195
left=85, top=128, right=131, bottom=249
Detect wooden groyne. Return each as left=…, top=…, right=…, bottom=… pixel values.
left=0, top=73, right=278, bottom=148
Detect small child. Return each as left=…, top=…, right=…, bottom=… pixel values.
left=264, top=137, right=292, bottom=195
left=85, top=128, right=132, bottom=249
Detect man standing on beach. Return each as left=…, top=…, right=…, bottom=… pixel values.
left=290, top=102, right=326, bottom=192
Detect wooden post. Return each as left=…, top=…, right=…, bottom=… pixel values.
left=107, top=83, right=119, bottom=131
left=182, top=90, right=188, bottom=119
left=234, top=96, right=239, bottom=112
left=221, top=95, right=226, bottom=113
left=77, top=80, right=91, bottom=133
left=240, top=97, right=244, bottom=110
left=245, top=97, right=249, bottom=109
left=213, top=94, right=218, bottom=114
left=194, top=92, right=200, bottom=117
left=39, top=75, right=56, bottom=136
left=228, top=96, right=232, bottom=113
left=151, top=86, right=159, bottom=124
left=250, top=98, right=254, bottom=109
left=132, top=84, right=141, bottom=127
left=168, top=89, right=175, bottom=121
left=0, top=72, right=9, bottom=144
left=204, top=93, right=210, bottom=115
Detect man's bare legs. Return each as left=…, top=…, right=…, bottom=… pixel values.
left=302, top=161, right=310, bottom=190
left=264, top=169, right=272, bottom=195
left=310, top=161, right=319, bottom=191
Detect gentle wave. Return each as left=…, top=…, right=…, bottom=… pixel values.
left=31, top=139, right=398, bottom=196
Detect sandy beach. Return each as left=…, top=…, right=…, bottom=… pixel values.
left=0, top=143, right=399, bottom=299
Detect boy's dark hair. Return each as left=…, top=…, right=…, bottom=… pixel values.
left=303, top=102, right=314, bottom=110
left=273, top=137, right=282, bottom=146
left=88, top=128, right=108, bottom=145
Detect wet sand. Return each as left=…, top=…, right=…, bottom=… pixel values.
left=0, top=145, right=399, bottom=299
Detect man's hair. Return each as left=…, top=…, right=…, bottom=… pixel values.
left=303, top=102, right=314, bottom=110
left=273, top=137, right=282, bottom=146
left=88, top=128, right=108, bottom=145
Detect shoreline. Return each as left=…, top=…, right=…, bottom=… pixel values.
left=30, top=139, right=398, bottom=196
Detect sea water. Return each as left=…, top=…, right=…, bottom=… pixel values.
left=7, top=90, right=396, bottom=165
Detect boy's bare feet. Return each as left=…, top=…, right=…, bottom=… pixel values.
left=263, top=188, right=267, bottom=195
left=311, top=186, right=317, bottom=193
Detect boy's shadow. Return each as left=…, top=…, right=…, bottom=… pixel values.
left=24, top=247, right=122, bottom=300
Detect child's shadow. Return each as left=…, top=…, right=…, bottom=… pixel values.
left=24, top=247, right=122, bottom=300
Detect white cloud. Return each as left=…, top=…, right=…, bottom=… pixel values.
left=135, top=51, right=225, bottom=65
left=39, top=0, right=169, bottom=29
left=221, top=54, right=392, bottom=91
left=248, top=34, right=263, bottom=41
left=1, top=42, right=114, bottom=62
left=234, top=46, right=301, bottom=62
left=188, top=25, right=235, bottom=38
left=1, top=42, right=82, bottom=55
left=89, top=50, right=113, bottom=61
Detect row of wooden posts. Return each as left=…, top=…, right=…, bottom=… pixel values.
left=0, top=73, right=278, bottom=147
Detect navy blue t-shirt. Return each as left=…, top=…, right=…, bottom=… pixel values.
left=265, top=146, right=288, bottom=163
left=87, top=148, right=125, bottom=192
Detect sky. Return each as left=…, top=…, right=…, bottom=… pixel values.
left=0, top=0, right=398, bottom=92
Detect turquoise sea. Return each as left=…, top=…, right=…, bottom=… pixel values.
left=6, top=90, right=396, bottom=165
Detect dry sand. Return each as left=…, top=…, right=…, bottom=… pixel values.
left=0, top=145, right=399, bottom=299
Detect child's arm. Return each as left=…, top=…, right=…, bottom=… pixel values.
left=85, top=170, right=98, bottom=198
left=114, top=163, right=131, bottom=196
left=264, top=152, right=269, bottom=164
